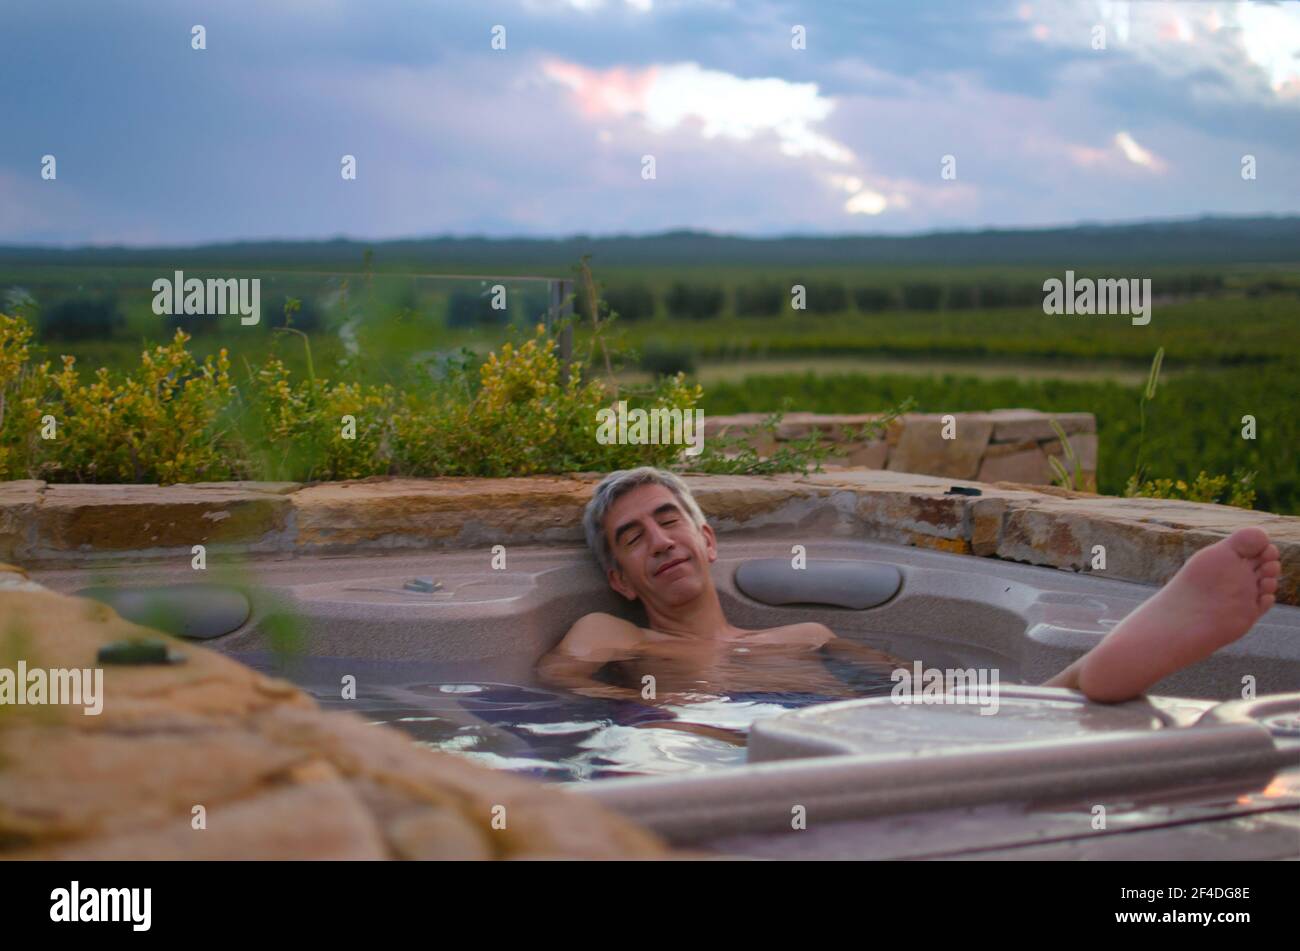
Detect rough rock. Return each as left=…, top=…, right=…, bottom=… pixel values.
left=977, top=446, right=1055, bottom=485
left=1041, top=433, right=1099, bottom=472
left=0, top=581, right=668, bottom=860
left=887, top=415, right=994, bottom=480
left=845, top=440, right=890, bottom=469
left=985, top=409, right=1095, bottom=442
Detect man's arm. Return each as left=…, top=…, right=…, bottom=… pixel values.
left=536, top=613, right=646, bottom=701
left=820, top=634, right=910, bottom=668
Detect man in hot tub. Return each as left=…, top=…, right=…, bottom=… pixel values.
left=539, top=466, right=1282, bottom=723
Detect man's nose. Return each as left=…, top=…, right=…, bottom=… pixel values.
left=644, top=520, right=675, bottom=552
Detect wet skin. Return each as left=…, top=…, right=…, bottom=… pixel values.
left=538, top=484, right=907, bottom=740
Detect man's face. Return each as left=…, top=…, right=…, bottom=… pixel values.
left=602, top=483, right=717, bottom=606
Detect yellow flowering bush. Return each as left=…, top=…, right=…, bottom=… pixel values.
left=1124, top=469, right=1256, bottom=509
left=0, top=310, right=809, bottom=484
left=391, top=324, right=702, bottom=476
left=0, top=313, right=49, bottom=478
left=1, top=318, right=240, bottom=482
left=49, top=334, right=236, bottom=482
left=242, top=356, right=394, bottom=481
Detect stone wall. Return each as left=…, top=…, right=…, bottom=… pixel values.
left=705, top=409, right=1098, bottom=490
left=3, top=470, right=1297, bottom=604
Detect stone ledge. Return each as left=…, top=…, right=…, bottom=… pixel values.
left=292, top=477, right=594, bottom=551
left=33, top=483, right=294, bottom=554
left=3, top=471, right=1297, bottom=604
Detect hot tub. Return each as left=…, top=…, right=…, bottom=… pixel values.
left=29, top=536, right=1300, bottom=859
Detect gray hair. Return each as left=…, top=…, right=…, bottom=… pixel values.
left=583, top=467, right=707, bottom=574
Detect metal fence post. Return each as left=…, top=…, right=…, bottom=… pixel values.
left=551, top=278, right=574, bottom=381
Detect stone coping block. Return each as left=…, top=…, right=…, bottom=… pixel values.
left=0, top=480, right=42, bottom=563
left=705, top=409, right=1098, bottom=490
left=0, top=578, right=668, bottom=859
left=2, top=471, right=1297, bottom=604
left=887, top=416, right=994, bottom=480
left=293, top=477, right=593, bottom=550
left=33, top=483, right=295, bottom=556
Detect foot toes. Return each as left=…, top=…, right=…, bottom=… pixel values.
left=1260, top=577, right=1279, bottom=595
left=1228, top=527, right=1271, bottom=559
left=1254, top=543, right=1280, bottom=566
left=1259, top=593, right=1276, bottom=613
left=1258, top=560, right=1282, bottom=579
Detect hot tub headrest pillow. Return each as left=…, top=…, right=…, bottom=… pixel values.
left=75, top=584, right=252, bottom=640
left=734, top=559, right=902, bottom=610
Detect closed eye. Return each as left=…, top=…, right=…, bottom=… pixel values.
left=624, top=518, right=676, bottom=546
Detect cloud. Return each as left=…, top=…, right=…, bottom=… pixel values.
left=1238, top=1, right=1300, bottom=96
left=1025, top=0, right=1300, bottom=106
left=1114, top=131, right=1168, bottom=172
left=542, top=59, right=855, bottom=162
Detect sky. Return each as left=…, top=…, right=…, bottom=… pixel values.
left=1, top=0, right=1298, bottom=245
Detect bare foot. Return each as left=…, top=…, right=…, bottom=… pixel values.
left=1074, top=527, right=1281, bottom=702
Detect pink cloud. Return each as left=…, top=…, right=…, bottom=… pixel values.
left=541, top=59, right=659, bottom=119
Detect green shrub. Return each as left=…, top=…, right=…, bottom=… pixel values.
left=0, top=316, right=238, bottom=483
left=263, top=294, right=325, bottom=332
left=638, top=344, right=696, bottom=378
left=1125, top=470, right=1256, bottom=509
left=1245, top=278, right=1290, bottom=298
left=39, top=296, right=125, bottom=341
left=901, top=282, right=943, bottom=310
left=604, top=284, right=656, bottom=322
left=573, top=280, right=599, bottom=323
left=945, top=284, right=979, bottom=310
left=1187, top=273, right=1225, bottom=295
left=734, top=281, right=784, bottom=317
left=852, top=286, right=896, bottom=312
left=798, top=281, right=848, bottom=315
left=666, top=282, right=725, bottom=320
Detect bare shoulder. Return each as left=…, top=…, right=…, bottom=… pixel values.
left=552, top=612, right=644, bottom=659
left=792, top=622, right=837, bottom=645
left=747, top=621, right=837, bottom=647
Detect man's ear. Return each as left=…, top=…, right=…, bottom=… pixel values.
left=607, top=563, right=639, bottom=602
left=701, top=520, right=719, bottom=564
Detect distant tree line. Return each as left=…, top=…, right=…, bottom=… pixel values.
left=13, top=270, right=1275, bottom=341
left=571, top=272, right=1246, bottom=323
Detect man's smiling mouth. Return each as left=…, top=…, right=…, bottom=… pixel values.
left=655, top=556, right=690, bottom=576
